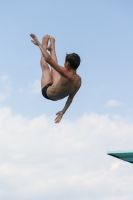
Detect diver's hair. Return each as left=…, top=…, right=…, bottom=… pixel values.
left=65, top=53, right=81, bottom=69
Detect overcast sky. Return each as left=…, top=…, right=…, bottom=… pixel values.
left=0, top=1, right=133, bottom=199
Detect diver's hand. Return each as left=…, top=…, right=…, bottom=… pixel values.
left=30, top=33, right=40, bottom=46
left=55, top=111, right=64, bottom=123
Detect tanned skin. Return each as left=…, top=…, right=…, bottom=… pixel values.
left=30, top=34, right=81, bottom=123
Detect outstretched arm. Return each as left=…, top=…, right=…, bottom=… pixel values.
left=30, top=34, right=68, bottom=78
left=55, top=86, right=81, bottom=123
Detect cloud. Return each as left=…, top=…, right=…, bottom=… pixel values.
left=105, top=100, right=123, bottom=107
left=18, top=80, right=40, bottom=95
left=0, top=93, right=7, bottom=101
left=29, top=79, right=41, bottom=94
left=0, top=107, right=133, bottom=200
left=0, top=74, right=11, bottom=101
left=1, top=74, right=9, bottom=82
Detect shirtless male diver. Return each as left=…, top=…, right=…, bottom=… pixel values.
left=30, top=34, right=81, bottom=123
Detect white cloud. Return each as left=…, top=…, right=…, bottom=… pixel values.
left=0, top=108, right=133, bottom=200
left=18, top=88, right=23, bottom=94
left=11, top=154, right=25, bottom=159
left=1, top=74, right=9, bottom=82
left=105, top=99, right=123, bottom=107
left=0, top=93, right=7, bottom=101
left=0, top=74, right=11, bottom=101
left=29, top=79, right=41, bottom=94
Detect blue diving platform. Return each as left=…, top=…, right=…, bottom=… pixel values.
left=107, top=150, right=133, bottom=164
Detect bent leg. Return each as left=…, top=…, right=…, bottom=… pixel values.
left=40, top=35, right=52, bottom=89
left=47, top=37, right=60, bottom=83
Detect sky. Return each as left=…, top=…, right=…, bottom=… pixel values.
left=0, top=0, right=133, bottom=199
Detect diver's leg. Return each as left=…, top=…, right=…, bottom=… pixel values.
left=47, top=37, right=60, bottom=83
left=40, top=35, right=52, bottom=89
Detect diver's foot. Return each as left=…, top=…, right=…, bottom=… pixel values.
left=47, top=36, right=55, bottom=52
left=42, top=34, right=50, bottom=49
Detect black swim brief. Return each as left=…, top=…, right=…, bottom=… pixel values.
left=42, top=83, right=56, bottom=101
